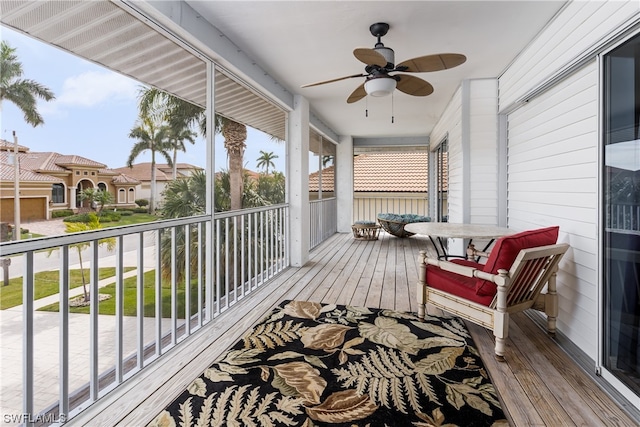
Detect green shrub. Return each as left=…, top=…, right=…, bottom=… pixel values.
left=52, top=209, right=74, bottom=218
left=97, top=211, right=121, bottom=222
left=135, top=199, right=149, bottom=207
left=132, top=207, right=149, bottom=214
left=119, top=210, right=133, bottom=216
left=64, top=213, right=91, bottom=223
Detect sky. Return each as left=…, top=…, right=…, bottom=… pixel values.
left=0, top=27, right=286, bottom=173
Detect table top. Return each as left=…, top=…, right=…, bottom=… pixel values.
left=404, top=222, right=514, bottom=239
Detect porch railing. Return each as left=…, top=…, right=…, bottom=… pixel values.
left=310, top=197, right=337, bottom=249
left=607, top=202, right=640, bottom=233
left=0, top=204, right=288, bottom=425
left=353, top=194, right=429, bottom=223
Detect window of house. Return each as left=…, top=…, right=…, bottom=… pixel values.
left=118, top=188, right=125, bottom=203
left=98, top=183, right=107, bottom=192
left=128, top=187, right=135, bottom=203
left=435, top=140, right=448, bottom=222
left=75, top=171, right=80, bottom=175
left=51, top=183, right=65, bottom=204
left=602, top=31, right=640, bottom=396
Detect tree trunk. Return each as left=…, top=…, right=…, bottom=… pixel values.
left=150, top=149, right=156, bottom=215
left=222, top=120, right=247, bottom=211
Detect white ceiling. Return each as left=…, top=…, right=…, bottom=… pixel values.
left=186, top=0, right=567, bottom=140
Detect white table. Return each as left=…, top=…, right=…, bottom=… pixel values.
left=404, top=222, right=514, bottom=260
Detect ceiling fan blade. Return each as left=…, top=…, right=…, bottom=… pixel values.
left=353, top=48, right=387, bottom=67
left=395, top=74, right=434, bottom=96
left=347, top=83, right=367, bottom=104
left=301, top=73, right=365, bottom=88
left=397, top=53, right=467, bottom=73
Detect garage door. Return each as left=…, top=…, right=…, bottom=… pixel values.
left=0, top=198, right=46, bottom=222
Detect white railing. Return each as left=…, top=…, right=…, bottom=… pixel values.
left=607, top=203, right=640, bottom=233
left=310, top=198, right=337, bottom=249
left=353, top=194, right=429, bottom=223
left=0, top=204, right=288, bottom=426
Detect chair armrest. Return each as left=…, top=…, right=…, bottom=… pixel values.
left=466, top=244, right=490, bottom=260
left=422, top=254, right=503, bottom=284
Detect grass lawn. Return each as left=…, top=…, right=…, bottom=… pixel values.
left=39, top=270, right=204, bottom=319
left=100, top=213, right=158, bottom=228
left=0, top=267, right=135, bottom=310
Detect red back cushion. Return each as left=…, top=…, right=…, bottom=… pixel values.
left=475, top=226, right=559, bottom=296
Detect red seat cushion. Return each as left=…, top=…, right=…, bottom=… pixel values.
left=475, top=226, right=559, bottom=296
left=426, top=259, right=495, bottom=307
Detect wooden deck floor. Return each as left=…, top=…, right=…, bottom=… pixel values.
left=68, top=232, right=639, bottom=426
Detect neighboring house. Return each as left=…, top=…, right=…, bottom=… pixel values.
left=308, top=152, right=435, bottom=221
left=112, top=162, right=203, bottom=208
left=0, top=140, right=140, bottom=222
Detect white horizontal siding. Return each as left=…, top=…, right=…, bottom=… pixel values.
left=500, top=0, right=639, bottom=109
left=431, top=87, right=463, bottom=225
left=507, top=61, right=599, bottom=359
left=469, top=79, right=499, bottom=226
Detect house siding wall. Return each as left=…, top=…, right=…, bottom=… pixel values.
left=506, top=62, right=599, bottom=357
left=499, top=0, right=639, bottom=109
left=469, top=79, right=499, bottom=226
left=431, top=87, right=463, bottom=224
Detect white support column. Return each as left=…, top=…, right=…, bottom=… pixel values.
left=287, top=95, right=310, bottom=267
left=336, top=135, right=353, bottom=232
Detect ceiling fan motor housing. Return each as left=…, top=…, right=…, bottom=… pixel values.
left=374, top=46, right=395, bottom=68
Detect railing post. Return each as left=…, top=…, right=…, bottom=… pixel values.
left=23, top=252, right=34, bottom=426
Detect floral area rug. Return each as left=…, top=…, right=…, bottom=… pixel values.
left=149, top=300, right=507, bottom=427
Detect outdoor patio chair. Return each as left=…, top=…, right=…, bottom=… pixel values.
left=416, top=226, right=569, bottom=361
left=377, top=213, right=431, bottom=237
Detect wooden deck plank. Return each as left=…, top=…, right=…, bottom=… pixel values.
left=65, top=232, right=639, bottom=427
left=331, top=238, right=377, bottom=306
left=506, top=316, right=601, bottom=426
left=365, top=233, right=390, bottom=308
left=466, top=321, right=546, bottom=426
left=515, top=313, right=638, bottom=426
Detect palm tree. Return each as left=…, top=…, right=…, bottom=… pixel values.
left=0, top=41, right=55, bottom=126
left=221, top=119, right=247, bottom=211
left=137, top=87, right=249, bottom=211
left=63, top=213, right=115, bottom=302
left=127, top=115, right=172, bottom=215
left=78, top=188, right=114, bottom=214
left=257, top=150, right=278, bottom=174
left=167, top=125, right=197, bottom=180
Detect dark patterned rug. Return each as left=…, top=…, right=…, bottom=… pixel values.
left=148, top=301, right=507, bottom=427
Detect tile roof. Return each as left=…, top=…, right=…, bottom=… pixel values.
left=112, top=163, right=203, bottom=182
left=53, top=154, right=106, bottom=168
left=0, top=162, right=64, bottom=182
left=0, top=138, right=29, bottom=152
left=309, top=152, right=429, bottom=192
left=112, top=173, right=141, bottom=185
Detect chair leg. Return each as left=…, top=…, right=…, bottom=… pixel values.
left=545, top=271, right=559, bottom=334
left=417, top=251, right=427, bottom=320
left=494, top=270, right=510, bottom=361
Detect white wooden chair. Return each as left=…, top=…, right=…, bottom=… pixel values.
left=417, top=241, right=569, bottom=361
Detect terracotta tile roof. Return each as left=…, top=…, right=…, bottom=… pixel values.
left=54, top=154, right=106, bottom=168
left=111, top=173, right=141, bottom=185
left=0, top=162, right=63, bottom=182
left=112, top=163, right=203, bottom=182
left=18, top=152, right=67, bottom=172
left=309, top=152, right=429, bottom=192
left=0, top=138, right=29, bottom=152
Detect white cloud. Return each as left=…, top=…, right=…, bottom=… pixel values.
left=56, top=71, right=139, bottom=107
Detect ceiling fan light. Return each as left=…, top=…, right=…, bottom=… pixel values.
left=364, top=77, right=397, bottom=97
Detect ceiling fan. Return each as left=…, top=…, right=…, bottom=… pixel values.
left=301, top=22, right=466, bottom=103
